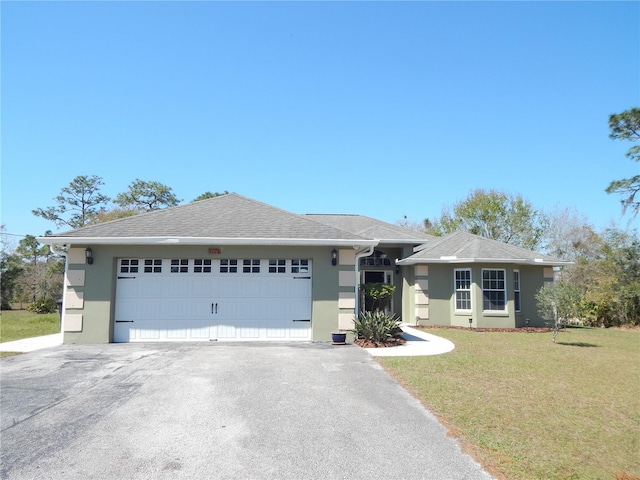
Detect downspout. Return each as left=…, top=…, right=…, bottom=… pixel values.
left=354, top=245, right=375, bottom=317
left=49, top=245, right=68, bottom=336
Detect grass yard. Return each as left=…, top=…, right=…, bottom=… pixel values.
left=379, top=327, right=640, bottom=480
left=0, top=310, right=60, bottom=344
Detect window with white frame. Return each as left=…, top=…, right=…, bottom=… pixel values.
left=513, top=270, right=521, bottom=312
left=243, top=259, right=261, bottom=273
left=268, top=259, right=286, bottom=273
left=482, top=269, right=506, bottom=311
left=170, top=259, right=189, bottom=273
left=220, top=259, right=238, bottom=273
left=291, top=259, right=309, bottom=274
left=194, top=259, right=212, bottom=273
left=454, top=269, right=472, bottom=311
left=144, top=259, right=162, bottom=273
left=120, top=259, right=139, bottom=273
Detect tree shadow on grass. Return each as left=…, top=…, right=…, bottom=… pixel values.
left=557, top=342, right=600, bottom=348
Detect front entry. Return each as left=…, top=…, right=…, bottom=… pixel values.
left=361, top=270, right=394, bottom=314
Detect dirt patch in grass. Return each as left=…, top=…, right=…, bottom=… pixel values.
left=616, top=472, right=640, bottom=480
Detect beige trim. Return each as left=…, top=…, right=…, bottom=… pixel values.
left=65, top=290, right=84, bottom=309
left=338, top=313, right=355, bottom=330
left=338, top=249, right=356, bottom=265
left=63, top=314, right=83, bottom=332
left=338, top=292, right=356, bottom=309
left=65, top=270, right=86, bottom=287
left=339, top=271, right=356, bottom=287
left=415, top=290, right=429, bottom=304
left=416, top=306, right=429, bottom=320
left=67, top=248, right=86, bottom=265
left=415, top=266, right=430, bottom=321
left=415, top=265, right=429, bottom=276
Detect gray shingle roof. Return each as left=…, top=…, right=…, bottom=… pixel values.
left=305, top=214, right=432, bottom=243
left=44, top=194, right=374, bottom=245
left=398, top=231, right=572, bottom=266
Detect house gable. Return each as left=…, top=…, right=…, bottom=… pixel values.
left=41, top=194, right=377, bottom=247
left=398, top=231, right=571, bottom=266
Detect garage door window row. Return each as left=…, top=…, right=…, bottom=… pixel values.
left=119, top=259, right=310, bottom=275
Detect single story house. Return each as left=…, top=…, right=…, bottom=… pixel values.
left=38, top=193, right=570, bottom=344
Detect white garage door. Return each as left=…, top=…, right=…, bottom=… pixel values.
left=114, top=258, right=312, bottom=342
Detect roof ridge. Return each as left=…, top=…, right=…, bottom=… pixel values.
left=298, top=213, right=371, bottom=240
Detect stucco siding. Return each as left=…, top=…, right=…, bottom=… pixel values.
left=418, top=264, right=452, bottom=327
left=514, top=265, right=551, bottom=327
left=406, top=262, right=555, bottom=329
left=62, top=244, right=342, bottom=344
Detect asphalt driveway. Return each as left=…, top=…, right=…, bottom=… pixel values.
left=1, top=343, right=492, bottom=480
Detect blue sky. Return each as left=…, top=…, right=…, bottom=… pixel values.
left=2, top=1, right=638, bottom=241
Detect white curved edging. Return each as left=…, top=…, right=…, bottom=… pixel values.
left=365, top=325, right=455, bottom=357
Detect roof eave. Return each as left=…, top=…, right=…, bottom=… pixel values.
left=36, top=236, right=379, bottom=248
left=376, top=238, right=431, bottom=245
left=397, top=257, right=573, bottom=266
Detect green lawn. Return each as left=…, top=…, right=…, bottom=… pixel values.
left=0, top=310, right=60, bottom=343
left=378, top=327, right=640, bottom=480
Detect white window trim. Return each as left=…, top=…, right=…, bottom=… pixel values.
left=481, top=268, right=507, bottom=312
left=454, top=268, right=472, bottom=312
left=514, top=269, right=521, bottom=313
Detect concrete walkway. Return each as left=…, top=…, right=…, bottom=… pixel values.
left=0, top=333, right=63, bottom=353
left=365, top=324, right=456, bottom=357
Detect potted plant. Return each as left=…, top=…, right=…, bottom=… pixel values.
left=331, top=331, right=347, bottom=345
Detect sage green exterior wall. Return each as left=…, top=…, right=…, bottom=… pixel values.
left=514, top=265, right=554, bottom=327
left=405, top=262, right=554, bottom=329
left=61, top=244, right=342, bottom=344
left=424, top=264, right=453, bottom=327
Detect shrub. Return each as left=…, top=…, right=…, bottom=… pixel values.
left=353, top=310, right=402, bottom=342
left=26, top=299, right=58, bottom=314
left=536, top=282, right=583, bottom=342
left=361, top=283, right=396, bottom=312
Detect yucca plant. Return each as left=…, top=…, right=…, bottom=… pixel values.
left=353, top=310, right=402, bottom=342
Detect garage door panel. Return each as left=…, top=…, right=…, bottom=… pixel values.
left=168, top=280, right=191, bottom=297
left=188, top=277, right=216, bottom=297
left=238, top=325, right=261, bottom=339
left=188, top=323, right=211, bottom=339
left=115, top=258, right=312, bottom=342
left=266, top=327, right=287, bottom=338
left=289, top=323, right=311, bottom=338
left=216, top=324, right=235, bottom=339
left=166, top=327, right=188, bottom=339
left=189, top=300, right=210, bottom=320
left=215, top=278, right=244, bottom=297
left=139, top=327, right=161, bottom=340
